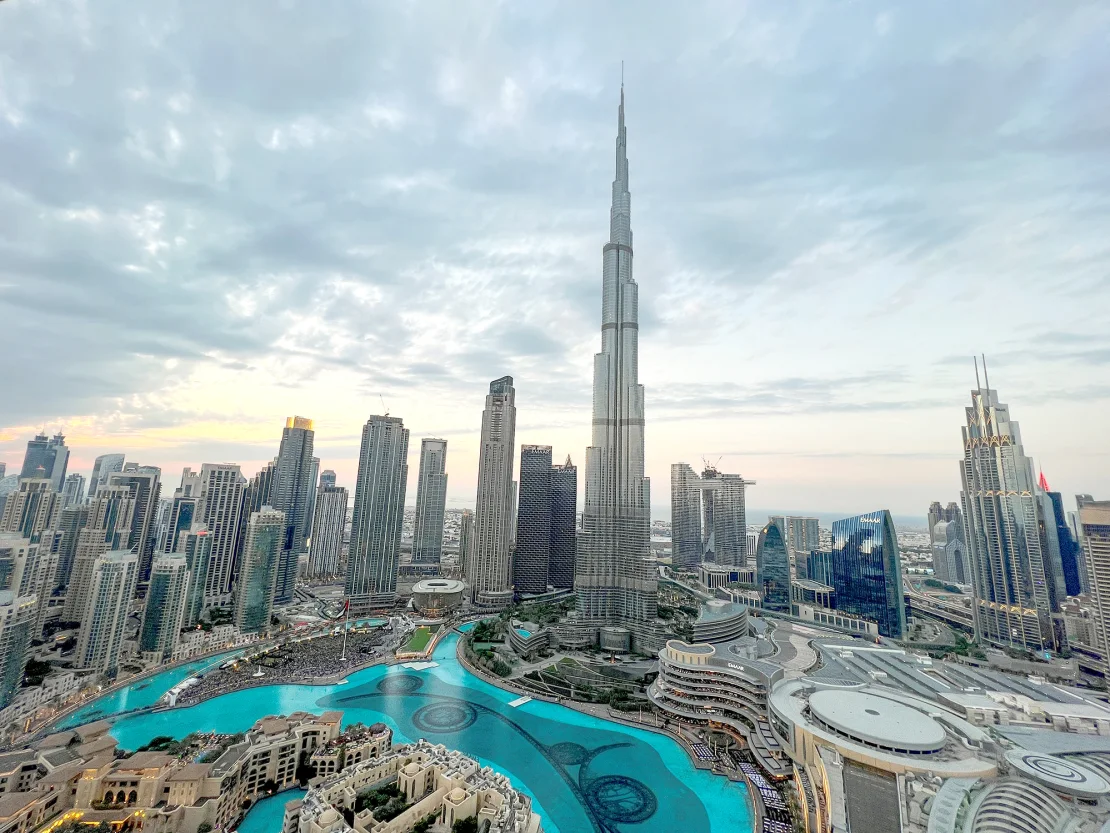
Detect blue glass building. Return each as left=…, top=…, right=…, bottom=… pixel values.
left=1046, top=491, right=1082, bottom=597
left=829, top=511, right=905, bottom=639
left=756, top=522, right=790, bottom=613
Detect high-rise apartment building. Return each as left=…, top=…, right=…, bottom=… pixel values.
left=162, top=467, right=202, bottom=554
left=319, top=470, right=337, bottom=490
left=346, top=416, right=409, bottom=610
left=198, top=464, right=245, bottom=607
left=470, top=378, right=517, bottom=609
left=574, top=90, right=662, bottom=652
left=0, top=479, right=60, bottom=540
left=89, top=454, right=125, bottom=490
left=1080, top=501, right=1110, bottom=665
left=550, top=456, right=577, bottom=591
left=926, top=502, right=966, bottom=580
left=756, top=521, right=790, bottom=613
left=932, top=521, right=969, bottom=585
left=412, top=439, right=448, bottom=566
left=0, top=592, right=36, bottom=710
left=309, top=485, right=348, bottom=578
left=671, top=464, right=754, bottom=570
left=305, top=456, right=320, bottom=542
left=61, top=473, right=86, bottom=509
left=76, top=550, right=138, bottom=679
left=107, top=468, right=162, bottom=583
left=235, top=508, right=285, bottom=634
left=271, top=417, right=316, bottom=606
left=960, top=366, right=1062, bottom=652
left=178, top=527, right=212, bottom=628
left=514, top=446, right=553, bottom=597
left=458, top=509, right=474, bottom=577
left=51, top=504, right=89, bottom=588
left=767, top=516, right=821, bottom=557
left=140, top=553, right=190, bottom=662
left=829, top=511, right=905, bottom=639
left=20, top=433, right=69, bottom=491
left=63, top=485, right=136, bottom=620
left=512, top=447, right=578, bottom=596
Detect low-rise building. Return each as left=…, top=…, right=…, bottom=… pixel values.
left=309, top=723, right=393, bottom=780
left=288, top=739, right=543, bottom=833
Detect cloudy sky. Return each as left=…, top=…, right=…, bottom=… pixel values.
left=1, top=1, right=1108, bottom=520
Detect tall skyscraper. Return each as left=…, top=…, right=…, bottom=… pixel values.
left=512, top=447, right=578, bottom=596
left=306, top=457, right=321, bottom=536
left=20, top=433, right=68, bottom=491
left=1080, top=501, right=1110, bottom=662
left=670, top=464, right=703, bottom=570
left=179, top=527, right=212, bottom=628
left=107, top=468, right=162, bottom=583
left=550, top=456, right=577, bottom=591
left=458, top=509, right=474, bottom=578
left=1039, top=473, right=1083, bottom=598
left=76, top=550, right=138, bottom=678
left=932, top=521, right=969, bottom=585
left=829, top=511, right=906, bottom=639
left=140, top=553, right=190, bottom=662
left=163, top=470, right=201, bottom=556
left=0, top=463, right=5, bottom=480
left=89, top=454, right=125, bottom=491
left=960, top=365, right=1062, bottom=652
left=51, top=504, right=89, bottom=588
left=574, top=89, right=661, bottom=652
left=235, top=508, right=285, bottom=634
left=412, top=439, right=448, bottom=566
left=61, top=473, right=86, bottom=509
left=319, top=469, right=337, bottom=490
left=0, top=479, right=60, bottom=540
left=470, top=378, right=517, bottom=609
left=514, top=446, right=554, bottom=597
left=309, top=485, right=348, bottom=578
left=63, top=485, right=136, bottom=620
left=346, top=416, right=409, bottom=610
left=198, top=464, right=245, bottom=607
left=271, top=417, right=316, bottom=606
left=670, top=464, right=753, bottom=569
left=0, top=592, right=36, bottom=710
left=756, top=521, right=790, bottom=613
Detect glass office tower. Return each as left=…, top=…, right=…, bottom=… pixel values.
left=756, top=521, right=791, bottom=613
left=829, top=510, right=905, bottom=639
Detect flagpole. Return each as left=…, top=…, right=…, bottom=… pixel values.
left=339, top=599, right=350, bottom=662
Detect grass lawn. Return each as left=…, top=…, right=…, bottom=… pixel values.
left=405, top=625, right=440, bottom=652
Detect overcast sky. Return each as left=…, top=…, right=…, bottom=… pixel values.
left=1, top=1, right=1108, bottom=519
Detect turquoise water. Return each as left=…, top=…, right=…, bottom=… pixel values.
left=57, top=649, right=244, bottom=729
left=239, top=789, right=305, bottom=833
left=74, top=631, right=752, bottom=833
left=516, top=628, right=532, bottom=638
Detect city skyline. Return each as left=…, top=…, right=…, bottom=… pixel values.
left=2, top=4, right=1108, bottom=516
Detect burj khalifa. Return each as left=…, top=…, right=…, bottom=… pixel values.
left=573, top=87, right=663, bottom=653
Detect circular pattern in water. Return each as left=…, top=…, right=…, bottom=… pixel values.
left=585, top=774, right=658, bottom=824
left=547, top=741, right=590, bottom=766
left=376, top=674, right=424, bottom=695
left=411, top=701, right=478, bottom=733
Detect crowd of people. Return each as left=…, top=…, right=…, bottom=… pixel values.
left=178, top=631, right=388, bottom=704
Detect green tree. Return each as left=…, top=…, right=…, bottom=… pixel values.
left=453, top=817, right=479, bottom=833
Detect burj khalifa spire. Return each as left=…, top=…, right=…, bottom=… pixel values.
left=574, top=86, right=662, bottom=653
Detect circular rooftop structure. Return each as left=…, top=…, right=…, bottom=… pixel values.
left=411, top=578, right=466, bottom=618
left=809, top=689, right=947, bottom=754
left=1005, top=751, right=1110, bottom=800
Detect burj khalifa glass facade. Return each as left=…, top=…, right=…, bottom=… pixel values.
left=574, top=88, right=662, bottom=653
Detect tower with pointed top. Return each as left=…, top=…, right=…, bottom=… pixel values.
left=960, top=357, right=1066, bottom=653
left=573, top=88, right=662, bottom=651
